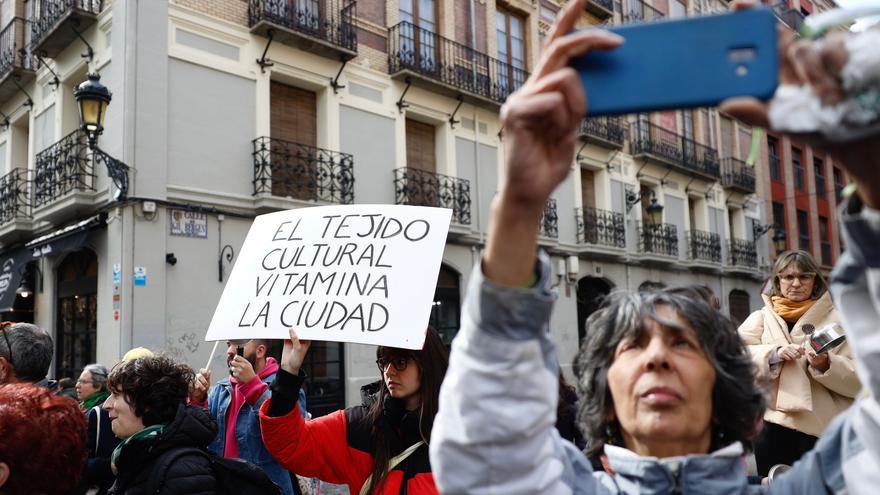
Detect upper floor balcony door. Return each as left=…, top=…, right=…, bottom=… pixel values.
left=269, top=81, right=318, bottom=201
left=398, top=0, right=438, bottom=74
left=496, top=7, right=525, bottom=100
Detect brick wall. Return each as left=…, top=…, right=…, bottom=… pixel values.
left=358, top=0, right=385, bottom=27
left=176, top=0, right=248, bottom=26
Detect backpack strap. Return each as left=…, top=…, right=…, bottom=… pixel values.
left=146, top=447, right=209, bottom=494
left=358, top=441, right=424, bottom=495
left=91, top=406, right=103, bottom=449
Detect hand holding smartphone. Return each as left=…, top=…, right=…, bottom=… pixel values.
left=570, top=7, right=779, bottom=116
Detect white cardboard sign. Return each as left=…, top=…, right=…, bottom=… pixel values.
left=206, top=205, right=452, bottom=349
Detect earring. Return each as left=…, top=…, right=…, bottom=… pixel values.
left=605, top=425, right=616, bottom=444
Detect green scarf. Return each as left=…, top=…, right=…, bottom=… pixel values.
left=80, top=391, right=110, bottom=412
left=111, top=423, right=166, bottom=468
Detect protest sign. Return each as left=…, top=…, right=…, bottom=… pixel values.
left=206, top=204, right=452, bottom=349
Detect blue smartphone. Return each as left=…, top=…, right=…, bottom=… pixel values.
left=571, top=8, right=778, bottom=116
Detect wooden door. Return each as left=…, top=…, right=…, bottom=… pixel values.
left=270, top=81, right=318, bottom=200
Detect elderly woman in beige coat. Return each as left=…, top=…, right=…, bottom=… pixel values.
left=739, top=250, right=860, bottom=476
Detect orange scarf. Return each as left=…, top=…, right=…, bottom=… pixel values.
left=771, top=296, right=817, bottom=323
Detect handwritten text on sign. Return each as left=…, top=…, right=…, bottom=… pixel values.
left=206, top=205, right=451, bottom=349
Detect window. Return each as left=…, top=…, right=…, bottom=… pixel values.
left=773, top=201, right=786, bottom=246
left=405, top=118, right=436, bottom=172
left=797, top=209, right=810, bottom=250
left=819, top=216, right=831, bottom=266
left=814, top=157, right=825, bottom=199
left=792, top=146, right=804, bottom=191
left=834, top=166, right=844, bottom=203
left=497, top=7, right=526, bottom=97
left=431, top=265, right=462, bottom=345
left=768, top=136, right=781, bottom=182
left=270, top=81, right=318, bottom=200
left=399, top=0, right=437, bottom=71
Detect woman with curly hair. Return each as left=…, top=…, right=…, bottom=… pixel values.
left=259, top=328, right=448, bottom=494
left=104, top=355, right=221, bottom=494
left=0, top=383, right=87, bottom=495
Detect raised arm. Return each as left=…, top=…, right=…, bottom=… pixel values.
left=430, top=0, right=621, bottom=493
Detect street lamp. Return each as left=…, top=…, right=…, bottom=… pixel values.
left=644, top=196, right=664, bottom=224
left=73, top=73, right=129, bottom=200
left=772, top=228, right=787, bottom=253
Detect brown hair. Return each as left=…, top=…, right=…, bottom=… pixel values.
left=364, top=328, right=448, bottom=495
left=770, top=250, right=827, bottom=299
left=107, top=355, right=195, bottom=427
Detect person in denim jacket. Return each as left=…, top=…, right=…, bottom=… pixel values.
left=192, top=339, right=307, bottom=495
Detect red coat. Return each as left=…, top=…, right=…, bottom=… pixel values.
left=259, top=400, right=438, bottom=495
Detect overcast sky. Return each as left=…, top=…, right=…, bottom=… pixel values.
left=832, top=0, right=880, bottom=31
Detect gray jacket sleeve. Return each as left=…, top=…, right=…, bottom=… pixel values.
left=429, top=252, right=597, bottom=495
left=771, top=195, right=880, bottom=494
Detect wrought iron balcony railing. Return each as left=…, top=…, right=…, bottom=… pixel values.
left=687, top=230, right=722, bottom=263
left=631, top=121, right=720, bottom=180
left=388, top=21, right=528, bottom=105
left=394, top=168, right=471, bottom=225
left=576, top=206, right=626, bottom=248
left=248, top=0, right=357, bottom=56
left=721, top=157, right=756, bottom=193
left=540, top=199, right=559, bottom=238
left=0, top=18, right=33, bottom=78
left=578, top=116, right=626, bottom=148
left=0, top=168, right=30, bottom=224
left=253, top=137, right=354, bottom=204
left=728, top=239, right=758, bottom=268
left=30, top=0, right=103, bottom=56
left=639, top=222, right=678, bottom=256
left=624, top=0, right=664, bottom=22
left=33, top=129, right=94, bottom=208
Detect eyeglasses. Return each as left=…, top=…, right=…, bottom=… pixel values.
left=779, top=273, right=815, bottom=284
left=0, top=322, right=13, bottom=368
left=76, top=379, right=96, bottom=386
left=376, top=356, right=413, bottom=372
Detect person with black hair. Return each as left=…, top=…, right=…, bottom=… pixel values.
left=103, top=355, right=221, bottom=494
left=191, top=339, right=305, bottom=495
left=259, top=328, right=448, bottom=495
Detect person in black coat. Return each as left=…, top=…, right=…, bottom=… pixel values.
left=103, top=355, right=220, bottom=495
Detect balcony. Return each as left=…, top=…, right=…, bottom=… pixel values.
left=578, top=116, right=626, bottom=149
left=575, top=207, right=626, bottom=254
left=638, top=222, right=678, bottom=258
left=33, top=129, right=98, bottom=222
left=727, top=239, right=758, bottom=271
left=624, top=0, right=664, bottom=23
left=0, top=168, right=32, bottom=241
left=394, top=167, right=471, bottom=225
left=586, top=0, right=615, bottom=19
left=687, top=230, right=722, bottom=268
left=540, top=199, right=558, bottom=239
left=30, top=0, right=103, bottom=58
left=0, top=18, right=35, bottom=103
left=252, top=137, right=354, bottom=211
left=388, top=21, right=528, bottom=108
left=248, top=0, right=357, bottom=61
left=721, top=157, right=756, bottom=194
left=631, top=121, right=720, bottom=181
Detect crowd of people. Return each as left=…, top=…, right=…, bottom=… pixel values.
left=1, top=0, right=879, bottom=493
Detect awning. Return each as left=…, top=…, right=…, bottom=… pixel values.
left=0, top=215, right=105, bottom=311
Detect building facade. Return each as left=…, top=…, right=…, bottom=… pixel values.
left=0, top=0, right=840, bottom=414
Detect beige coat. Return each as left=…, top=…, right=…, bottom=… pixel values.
left=738, top=291, right=860, bottom=437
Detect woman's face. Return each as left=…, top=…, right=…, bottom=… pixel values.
left=76, top=370, right=100, bottom=402
left=778, top=263, right=816, bottom=302
left=606, top=304, right=716, bottom=457
left=103, top=391, right=145, bottom=439
left=379, top=354, right=422, bottom=410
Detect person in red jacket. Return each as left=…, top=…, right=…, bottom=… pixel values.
left=259, top=328, right=448, bottom=495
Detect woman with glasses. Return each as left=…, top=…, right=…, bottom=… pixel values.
left=739, top=250, right=860, bottom=475
left=259, top=328, right=448, bottom=494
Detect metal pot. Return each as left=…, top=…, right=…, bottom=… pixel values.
left=808, top=322, right=846, bottom=354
